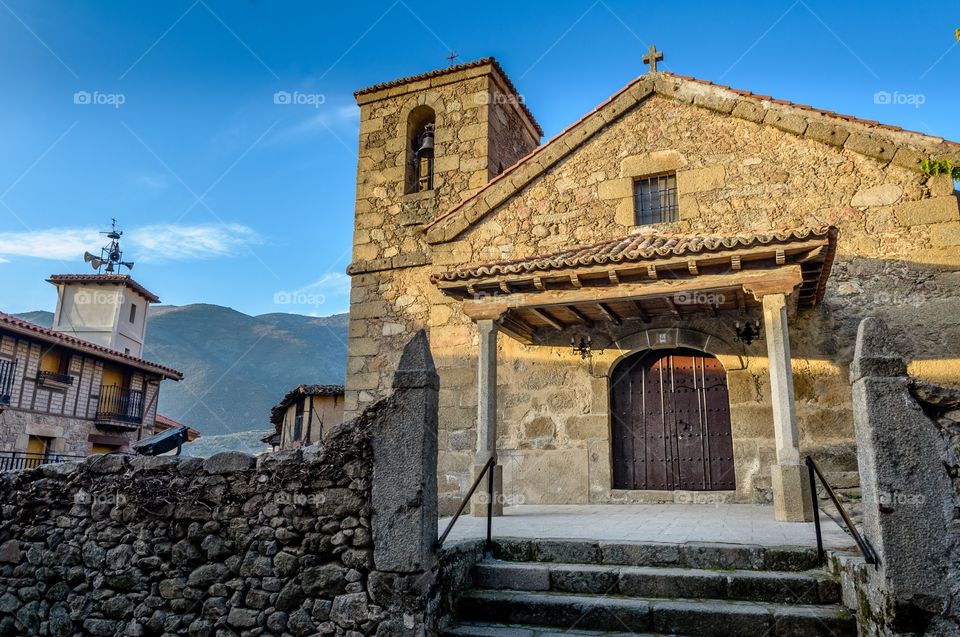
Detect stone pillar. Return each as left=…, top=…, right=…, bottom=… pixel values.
left=761, top=293, right=813, bottom=522
left=471, top=319, right=503, bottom=517
left=851, top=317, right=950, bottom=631
left=371, top=329, right=439, bottom=573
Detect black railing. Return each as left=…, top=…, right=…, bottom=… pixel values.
left=0, top=359, right=15, bottom=404
left=96, top=385, right=145, bottom=424
left=38, top=370, right=73, bottom=385
left=806, top=456, right=878, bottom=566
left=0, top=452, right=86, bottom=472
left=437, top=455, right=496, bottom=552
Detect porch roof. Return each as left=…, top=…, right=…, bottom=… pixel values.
left=431, top=226, right=837, bottom=344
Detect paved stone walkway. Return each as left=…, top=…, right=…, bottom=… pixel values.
left=439, top=504, right=856, bottom=550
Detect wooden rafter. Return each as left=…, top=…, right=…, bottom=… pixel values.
left=565, top=305, right=594, bottom=327
left=663, top=297, right=681, bottom=319
left=596, top=303, right=623, bottom=325
left=632, top=301, right=651, bottom=323
left=529, top=307, right=565, bottom=331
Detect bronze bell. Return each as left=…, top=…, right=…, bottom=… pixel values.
left=417, top=123, right=435, bottom=153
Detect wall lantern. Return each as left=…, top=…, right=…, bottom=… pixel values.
left=571, top=335, right=601, bottom=359
left=734, top=319, right=763, bottom=346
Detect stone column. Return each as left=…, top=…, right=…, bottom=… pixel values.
left=761, top=293, right=813, bottom=522
left=471, top=319, right=503, bottom=517
left=851, top=317, right=950, bottom=630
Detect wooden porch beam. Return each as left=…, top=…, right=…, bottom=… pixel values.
left=632, top=301, right=651, bottom=323
left=462, top=267, right=804, bottom=316
left=663, top=297, right=681, bottom=319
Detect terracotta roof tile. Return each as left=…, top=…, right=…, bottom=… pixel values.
left=432, top=226, right=835, bottom=283
left=47, top=274, right=160, bottom=303
left=0, top=311, right=182, bottom=380
left=354, top=57, right=543, bottom=136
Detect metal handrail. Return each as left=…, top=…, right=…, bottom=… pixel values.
left=436, top=454, right=496, bottom=552
left=806, top=455, right=878, bottom=566
left=0, top=452, right=87, bottom=472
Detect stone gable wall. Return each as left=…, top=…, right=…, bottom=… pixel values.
left=346, top=82, right=960, bottom=511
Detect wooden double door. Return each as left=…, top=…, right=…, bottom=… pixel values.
left=611, top=348, right=735, bottom=491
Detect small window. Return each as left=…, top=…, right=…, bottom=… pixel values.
left=634, top=173, right=678, bottom=225
left=129, top=303, right=137, bottom=323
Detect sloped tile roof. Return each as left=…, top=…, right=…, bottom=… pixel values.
left=48, top=274, right=160, bottom=303
left=432, top=226, right=835, bottom=283
left=270, top=384, right=345, bottom=425
left=0, top=311, right=182, bottom=380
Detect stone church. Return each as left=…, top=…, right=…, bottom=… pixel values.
left=343, top=52, right=959, bottom=521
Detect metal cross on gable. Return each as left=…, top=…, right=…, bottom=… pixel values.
left=643, top=44, right=664, bottom=73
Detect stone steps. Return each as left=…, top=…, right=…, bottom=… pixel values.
left=490, top=537, right=822, bottom=571
left=455, top=590, right=855, bottom=637
left=445, top=621, right=660, bottom=636
left=443, top=539, right=854, bottom=637
left=475, top=560, right=840, bottom=604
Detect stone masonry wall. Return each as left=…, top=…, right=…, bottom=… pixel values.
left=346, top=70, right=960, bottom=512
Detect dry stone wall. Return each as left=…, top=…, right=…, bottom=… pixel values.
left=346, top=72, right=959, bottom=511
left=0, top=332, right=445, bottom=637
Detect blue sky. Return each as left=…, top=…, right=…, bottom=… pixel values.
left=0, top=0, right=956, bottom=317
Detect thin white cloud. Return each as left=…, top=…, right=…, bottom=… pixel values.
left=268, top=103, right=360, bottom=145
left=128, top=223, right=262, bottom=262
left=0, top=223, right=262, bottom=264
left=296, top=272, right=351, bottom=296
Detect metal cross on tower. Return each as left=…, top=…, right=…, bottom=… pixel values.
left=643, top=44, right=664, bottom=73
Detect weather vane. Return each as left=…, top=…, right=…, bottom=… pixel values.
left=446, top=50, right=459, bottom=65
left=83, top=218, right=135, bottom=273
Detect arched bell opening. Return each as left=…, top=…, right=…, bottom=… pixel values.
left=405, top=105, right=435, bottom=194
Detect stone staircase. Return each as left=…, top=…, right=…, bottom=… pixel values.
left=443, top=538, right=855, bottom=636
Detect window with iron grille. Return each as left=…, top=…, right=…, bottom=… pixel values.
left=633, top=173, right=678, bottom=225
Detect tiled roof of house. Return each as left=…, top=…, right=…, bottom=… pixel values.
left=423, top=70, right=959, bottom=243
left=0, top=311, right=182, bottom=380
left=354, top=57, right=543, bottom=137
left=154, top=414, right=201, bottom=441
left=432, top=226, right=836, bottom=283
left=47, top=274, right=161, bottom=303
left=270, top=384, right=345, bottom=425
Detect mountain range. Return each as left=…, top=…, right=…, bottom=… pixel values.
left=17, top=305, right=348, bottom=437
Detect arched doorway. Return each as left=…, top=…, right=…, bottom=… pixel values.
left=610, top=348, right=735, bottom=491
